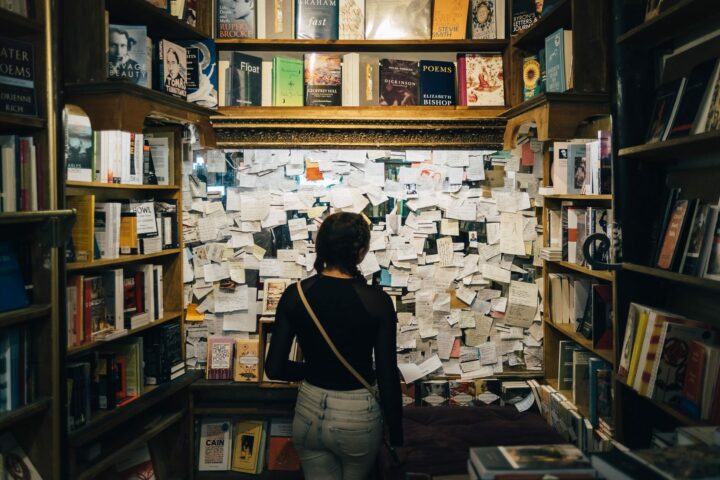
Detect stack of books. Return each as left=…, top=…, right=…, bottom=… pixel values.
left=540, top=246, right=562, bottom=261
left=468, top=444, right=595, bottom=479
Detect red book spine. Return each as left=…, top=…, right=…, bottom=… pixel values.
left=18, top=138, right=29, bottom=211
left=457, top=54, right=467, bottom=106
left=82, top=279, right=92, bottom=343
left=682, top=341, right=706, bottom=405
left=134, top=272, right=144, bottom=314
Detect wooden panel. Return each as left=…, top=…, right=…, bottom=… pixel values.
left=196, top=0, right=213, bottom=38
left=570, top=0, right=609, bottom=93
left=62, top=0, right=107, bottom=84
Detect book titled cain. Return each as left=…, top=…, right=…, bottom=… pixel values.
left=296, top=0, right=339, bottom=40
left=304, top=53, right=341, bottom=106
left=0, top=36, right=36, bottom=116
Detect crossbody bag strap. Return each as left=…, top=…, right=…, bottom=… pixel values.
left=295, top=281, right=378, bottom=399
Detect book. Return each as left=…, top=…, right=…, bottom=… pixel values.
left=0, top=432, right=42, bottom=479
left=227, top=52, right=262, bottom=107
left=419, top=60, right=456, bottom=106
left=431, top=0, right=469, bottom=40
left=267, top=436, right=301, bottom=470
left=471, top=0, right=504, bottom=40
left=591, top=450, right=667, bottom=480
left=304, top=53, right=342, bottom=106
left=183, top=0, right=197, bottom=25
left=198, top=418, right=233, bottom=471
left=469, top=444, right=594, bottom=478
left=449, top=380, right=476, bottom=406
left=457, top=53, right=504, bottom=106
left=295, top=0, right=339, bottom=40
left=523, top=53, right=543, bottom=101
left=0, top=36, right=35, bottom=115
left=379, top=59, right=418, bottom=106
left=694, top=59, right=720, bottom=134
left=0, top=242, right=28, bottom=313
left=233, top=338, right=259, bottom=382
left=176, top=40, right=218, bottom=108
left=365, top=0, right=432, bottom=40
left=232, top=420, right=266, bottom=473
left=206, top=336, right=235, bottom=380
left=646, top=77, right=686, bottom=143
left=420, top=380, right=449, bottom=406
left=633, top=445, right=720, bottom=479
left=114, top=444, right=155, bottom=479
left=272, top=56, right=304, bottom=106
left=263, top=0, right=294, bottom=39
left=667, top=59, right=717, bottom=139
left=680, top=203, right=712, bottom=275
left=157, top=40, right=187, bottom=99
left=67, top=195, right=95, bottom=262
left=339, top=0, right=364, bottom=39
left=657, top=198, right=696, bottom=270
left=511, top=0, right=561, bottom=35
left=107, top=25, right=149, bottom=87
left=682, top=340, right=707, bottom=408
left=216, top=0, right=255, bottom=38
left=704, top=208, right=720, bottom=280
left=64, top=108, right=94, bottom=182
left=545, top=28, right=573, bottom=93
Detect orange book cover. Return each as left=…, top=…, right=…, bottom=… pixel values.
left=267, top=437, right=301, bottom=471
left=682, top=341, right=706, bottom=405
left=431, top=0, right=469, bottom=39
left=657, top=199, right=689, bottom=269
left=233, top=338, right=260, bottom=382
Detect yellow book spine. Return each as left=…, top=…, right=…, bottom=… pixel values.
left=627, top=310, right=649, bottom=387
left=232, top=421, right=264, bottom=473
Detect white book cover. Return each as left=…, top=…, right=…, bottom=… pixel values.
left=102, top=268, right=124, bottom=331
left=136, top=264, right=155, bottom=322
left=261, top=60, right=273, bottom=106
left=199, top=419, right=233, bottom=470
left=585, top=140, right=600, bottom=194
left=342, top=53, right=360, bottom=106
left=566, top=143, right=586, bottom=195
left=218, top=59, right=229, bottom=107
left=339, top=0, right=365, bottom=40
left=65, top=111, right=94, bottom=182
left=552, top=141, right=570, bottom=194
left=567, top=207, right=579, bottom=264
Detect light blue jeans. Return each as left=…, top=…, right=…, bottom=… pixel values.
left=293, top=381, right=383, bottom=480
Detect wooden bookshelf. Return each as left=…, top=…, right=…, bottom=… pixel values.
left=0, top=397, right=53, bottom=431
left=0, top=209, right=74, bottom=224
left=615, top=382, right=707, bottom=428
left=104, top=0, right=208, bottom=39
left=623, top=263, right=720, bottom=292
left=543, top=194, right=613, bottom=202
left=195, top=471, right=304, bottom=480
left=618, top=130, right=720, bottom=160
left=65, top=181, right=180, bottom=192
left=546, top=260, right=615, bottom=282
left=192, top=406, right=295, bottom=416
left=545, top=321, right=614, bottom=364
left=0, top=304, right=52, bottom=329
left=546, top=378, right=589, bottom=419
left=511, top=0, right=571, bottom=50
left=0, top=112, right=45, bottom=130
left=216, top=38, right=510, bottom=52
left=66, top=248, right=181, bottom=271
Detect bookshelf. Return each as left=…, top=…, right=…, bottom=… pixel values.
left=58, top=0, right=216, bottom=477
left=613, top=3, right=720, bottom=447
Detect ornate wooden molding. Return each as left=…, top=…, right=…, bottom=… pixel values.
left=211, top=107, right=507, bottom=149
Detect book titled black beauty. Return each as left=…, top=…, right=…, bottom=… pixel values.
left=379, top=59, right=418, bottom=106
left=304, top=53, right=341, bottom=106
left=419, top=60, right=456, bottom=106
left=666, top=59, right=717, bottom=139
left=227, top=52, right=262, bottom=106
left=295, top=0, right=339, bottom=39
left=0, top=36, right=36, bottom=116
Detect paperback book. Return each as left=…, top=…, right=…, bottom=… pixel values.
left=157, top=40, right=187, bottom=99
left=646, top=77, right=686, bottom=143
left=227, top=52, right=263, bottom=107
left=379, top=59, right=419, bottom=106
left=365, top=0, right=431, bottom=40
left=419, top=60, right=456, bottom=106
left=263, top=0, right=295, bottom=39
left=107, top=25, right=149, bottom=87
left=176, top=40, right=218, bottom=108
left=457, top=53, right=504, bottom=106
left=339, top=0, right=364, bottom=39
left=304, top=53, right=341, bottom=106
left=295, top=0, right=339, bottom=40
left=431, top=0, right=469, bottom=40
left=471, top=0, right=504, bottom=40
left=216, top=0, right=255, bottom=38
left=272, top=56, right=304, bottom=106
left=666, top=59, right=717, bottom=139
left=0, top=36, right=36, bottom=115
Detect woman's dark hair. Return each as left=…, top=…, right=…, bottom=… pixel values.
left=313, top=212, right=370, bottom=279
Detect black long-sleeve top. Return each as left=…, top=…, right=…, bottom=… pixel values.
left=264, top=275, right=403, bottom=446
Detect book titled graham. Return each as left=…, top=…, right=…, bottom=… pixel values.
left=295, top=0, right=339, bottom=40
left=304, top=53, right=341, bottom=106
left=379, top=59, right=418, bottom=106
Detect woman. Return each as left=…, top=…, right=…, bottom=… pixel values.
left=265, top=212, right=403, bottom=479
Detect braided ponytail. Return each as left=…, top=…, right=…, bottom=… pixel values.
left=313, top=212, right=370, bottom=279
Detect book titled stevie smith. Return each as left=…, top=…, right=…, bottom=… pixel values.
left=0, top=37, right=36, bottom=115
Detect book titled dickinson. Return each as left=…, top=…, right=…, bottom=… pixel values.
left=419, top=60, right=456, bottom=106
left=379, top=59, right=419, bottom=106
left=216, top=0, right=255, bottom=38
left=296, top=0, right=339, bottom=40
left=0, top=36, right=36, bottom=115
left=304, top=53, right=341, bottom=106
left=227, top=52, right=262, bottom=106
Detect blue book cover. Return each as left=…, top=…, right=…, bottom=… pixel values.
left=0, top=242, right=28, bottom=313
left=588, top=358, right=606, bottom=427
left=176, top=39, right=218, bottom=109
left=545, top=28, right=566, bottom=93
left=295, top=0, right=339, bottom=40
left=0, top=36, right=36, bottom=116
left=419, top=60, right=456, bottom=106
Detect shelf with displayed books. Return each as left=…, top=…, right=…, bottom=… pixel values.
left=616, top=381, right=708, bottom=429
left=105, top=0, right=211, bottom=39
left=196, top=472, right=303, bottom=480
left=547, top=262, right=615, bottom=283
left=215, top=38, right=510, bottom=52
left=66, top=181, right=180, bottom=192
left=510, top=0, right=570, bottom=50
left=546, top=321, right=613, bottom=364
left=623, top=263, right=720, bottom=292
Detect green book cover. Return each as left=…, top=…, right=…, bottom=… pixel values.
left=272, top=56, right=304, bottom=106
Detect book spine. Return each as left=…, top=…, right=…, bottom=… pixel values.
left=457, top=55, right=467, bottom=106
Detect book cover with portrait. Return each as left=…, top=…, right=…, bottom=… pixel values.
left=216, top=0, right=256, bottom=39
left=379, top=59, right=418, bottom=106
left=157, top=40, right=187, bottom=99
left=107, top=25, right=149, bottom=87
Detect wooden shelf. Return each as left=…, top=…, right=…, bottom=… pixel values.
left=75, top=410, right=185, bottom=480
left=68, top=370, right=202, bottom=447
left=65, top=181, right=180, bottom=192
left=0, top=8, right=43, bottom=36
left=616, top=382, right=708, bottom=427
left=502, top=93, right=609, bottom=148
left=67, top=248, right=180, bottom=271
left=195, top=471, right=303, bottom=480
left=215, top=105, right=507, bottom=121
left=622, top=263, right=720, bottom=292
left=216, top=38, right=509, bottom=52
left=543, top=194, right=613, bottom=201
left=67, top=311, right=183, bottom=357
left=618, top=130, right=720, bottom=160
left=545, top=321, right=614, bottom=364
left=0, top=209, right=75, bottom=224
left=105, top=0, right=208, bottom=40
left=0, top=304, right=51, bottom=329
left=0, top=112, right=45, bottom=130
left=546, top=260, right=615, bottom=281
left=546, top=378, right=589, bottom=419
left=511, top=0, right=572, bottom=50
left=617, top=0, right=720, bottom=48
left=0, top=397, right=52, bottom=431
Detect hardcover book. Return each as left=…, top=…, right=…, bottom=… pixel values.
left=420, top=379, right=449, bottom=406
left=264, top=0, right=295, bottom=39
left=544, top=28, right=572, bottom=93
left=458, top=53, right=504, bottom=106
left=703, top=209, right=720, bottom=280
left=227, top=52, right=263, bottom=106
left=680, top=203, right=711, bottom=275
left=431, top=0, right=469, bottom=40
left=267, top=436, right=301, bottom=470
left=198, top=418, right=233, bottom=471
left=694, top=60, right=720, bottom=134
left=64, top=108, right=94, bottom=182
left=304, top=53, right=342, bottom=106
left=471, top=0, right=504, bottom=40
left=511, top=0, right=561, bottom=35
left=379, top=59, right=419, bottom=106
left=157, top=40, right=187, bottom=99
left=107, top=25, right=149, bottom=86
left=365, top=0, right=431, bottom=40
left=177, top=40, right=218, bottom=108
left=216, top=0, right=255, bottom=38
left=646, top=77, right=686, bottom=143
left=667, top=59, right=717, bottom=139
left=419, top=60, right=456, bottom=106
left=339, top=0, right=364, bottom=39
left=0, top=36, right=36, bottom=115
left=232, top=420, right=266, bottom=473
left=272, top=56, right=304, bottom=106
left=522, top=53, right=543, bottom=100
left=233, top=338, right=260, bottom=382
left=469, top=444, right=593, bottom=478
left=206, top=336, right=235, bottom=380
left=295, top=0, right=339, bottom=40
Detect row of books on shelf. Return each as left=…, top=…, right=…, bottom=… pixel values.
left=0, top=36, right=36, bottom=117
left=0, top=325, right=36, bottom=414
left=213, top=0, right=507, bottom=41
left=646, top=57, right=720, bottom=143
left=0, top=135, right=39, bottom=213
left=67, top=321, right=184, bottom=431
left=618, top=303, right=720, bottom=422
left=144, top=0, right=198, bottom=26
left=548, top=135, right=613, bottom=196
left=220, top=51, right=505, bottom=107
left=543, top=205, right=614, bottom=268
left=521, top=28, right=573, bottom=100
left=66, top=263, right=165, bottom=347
left=400, top=378, right=536, bottom=408
left=66, top=196, right=178, bottom=263
left=548, top=274, right=613, bottom=348
left=649, top=191, right=720, bottom=279
left=198, top=417, right=300, bottom=473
